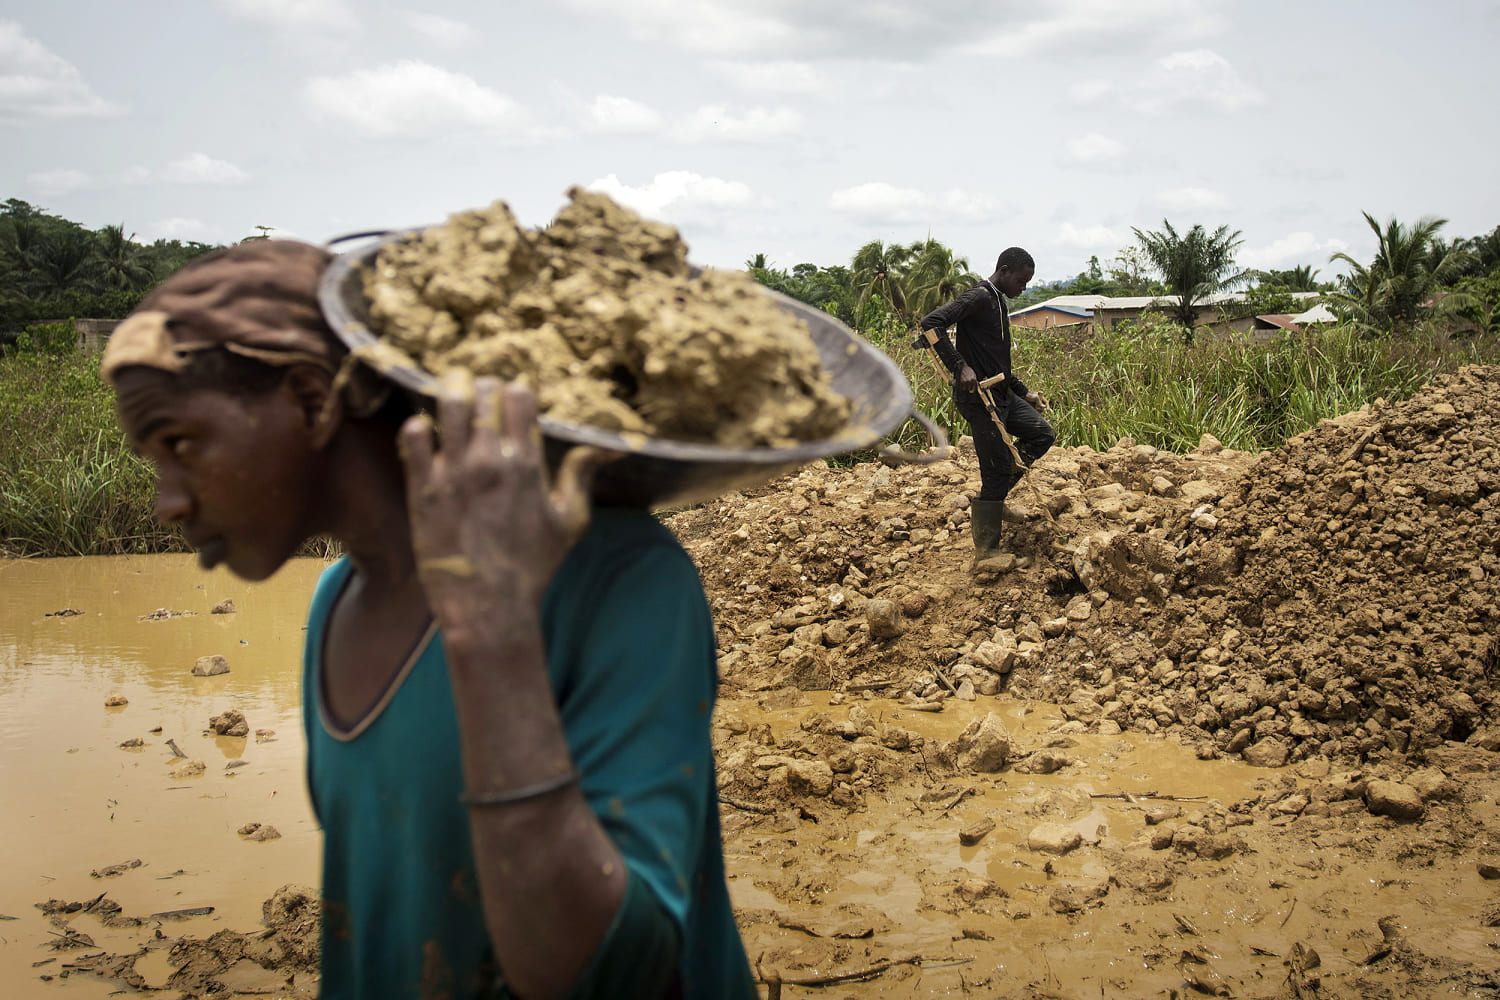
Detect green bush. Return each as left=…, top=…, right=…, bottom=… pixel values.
left=13, top=318, right=79, bottom=356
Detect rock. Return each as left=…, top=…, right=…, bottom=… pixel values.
left=956, top=713, right=1011, bottom=773
left=1407, top=768, right=1457, bottom=801
left=971, top=640, right=1016, bottom=673
left=1478, top=860, right=1500, bottom=880
left=1467, top=727, right=1500, bottom=752
left=104, top=694, right=128, bottom=707
left=1027, top=823, right=1082, bottom=855
left=118, top=737, right=145, bottom=749
left=1042, top=617, right=1068, bottom=637
left=864, top=600, right=905, bottom=640
left=823, top=621, right=851, bottom=646
left=1272, top=792, right=1309, bottom=815
left=955, top=679, right=976, bottom=702
left=209, top=709, right=250, bottom=738
left=898, top=592, right=930, bottom=618
left=1242, top=738, right=1290, bottom=768
left=170, top=760, right=206, bottom=779
left=959, top=816, right=996, bottom=846
left=238, top=823, right=282, bottom=841
left=192, top=655, right=231, bottom=677
left=1013, top=750, right=1070, bottom=775
left=784, top=759, right=835, bottom=796
left=1365, top=780, right=1424, bottom=821
left=211, top=599, right=237, bottom=615
left=1197, top=433, right=1223, bottom=454
left=1144, top=805, right=1182, bottom=826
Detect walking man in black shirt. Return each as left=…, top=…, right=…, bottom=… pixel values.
left=918, top=247, right=1055, bottom=564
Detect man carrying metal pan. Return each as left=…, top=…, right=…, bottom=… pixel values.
left=916, top=247, right=1056, bottom=565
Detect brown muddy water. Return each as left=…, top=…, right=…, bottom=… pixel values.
left=0, top=556, right=327, bottom=997
left=3, top=558, right=1495, bottom=997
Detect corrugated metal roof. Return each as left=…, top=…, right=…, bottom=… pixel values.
left=1010, top=302, right=1093, bottom=318
left=1020, top=291, right=1320, bottom=313
left=1291, top=304, right=1337, bottom=324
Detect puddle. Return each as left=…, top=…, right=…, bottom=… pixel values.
left=0, top=555, right=325, bottom=994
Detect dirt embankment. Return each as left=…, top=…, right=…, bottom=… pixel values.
left=669, top=365, right=1500, bottom=775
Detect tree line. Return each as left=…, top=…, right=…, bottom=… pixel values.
left=749, top=214, right=1500, bottom=343
left=0, top=198, right=223, bottom=332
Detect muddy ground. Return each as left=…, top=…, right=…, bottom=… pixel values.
left=38, top=366, right=1500, bottom=998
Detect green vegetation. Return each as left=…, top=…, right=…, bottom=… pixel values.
left=1131, top=220, right=1248, bottom=341
left=0, top=349, right=175, bottom=557
left=750, top=213, right=1500, bottom=461
left=3, top=205, right=1500, bottom=557
left=1, top=198, right=219, bottom=337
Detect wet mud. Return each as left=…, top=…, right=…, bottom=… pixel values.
left=363, top=189, right=849, bottom=448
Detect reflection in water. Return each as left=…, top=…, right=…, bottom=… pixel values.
left=0, top=556, right=329, bottom=996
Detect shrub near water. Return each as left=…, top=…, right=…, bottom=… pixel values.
left=0, top=350, right=177, bottom=556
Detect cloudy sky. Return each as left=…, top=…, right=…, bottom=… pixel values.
left=5, top=1, right=1498, bottom=284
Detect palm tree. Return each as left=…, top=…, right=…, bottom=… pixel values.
left=20, top=227, right=102, bottom=297
left=851, top=239, right=914, bottom=325
left=904, top=239, right=981, bottom=319
left=94, top=224, right=155, bottom=292
left=1328, top=212, right=1474, bottom=333
left=1131, top=220, right=1246, bottom=342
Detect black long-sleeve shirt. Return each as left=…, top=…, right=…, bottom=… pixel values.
left=918, top=280, right=1030, bottom=398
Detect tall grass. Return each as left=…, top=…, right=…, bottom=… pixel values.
left=863, top=309, right=1499, bottom=457
left=3, top=314, right=1497, bottom=557
left=0, top=352, right=179, bottom=556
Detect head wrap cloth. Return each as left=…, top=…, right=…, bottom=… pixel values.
left=100, top=240, right=391, bottom=418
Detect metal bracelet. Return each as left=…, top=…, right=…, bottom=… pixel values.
left=459, top=768, right=582, bottom=807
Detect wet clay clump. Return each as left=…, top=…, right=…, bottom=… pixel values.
left=362, top=188, right=850, bottom=449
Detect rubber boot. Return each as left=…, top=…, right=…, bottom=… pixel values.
left=970, top=499, right=1005, bottom=564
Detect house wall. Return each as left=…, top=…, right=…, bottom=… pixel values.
left=1009, top=310, right=1088, bottom=331
left=74, top=318, right=120, bottom=353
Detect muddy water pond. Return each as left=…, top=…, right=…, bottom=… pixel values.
left=0, top=555, right=326, bottom=996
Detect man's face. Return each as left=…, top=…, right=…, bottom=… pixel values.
left=997, top=265, right=1034, bottom=298
left=114, top=368, right=318, bottom=582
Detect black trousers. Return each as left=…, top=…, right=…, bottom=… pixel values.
left=953, top=385, right=1056, bottom=502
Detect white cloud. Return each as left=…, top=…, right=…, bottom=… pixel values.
left=1055, top=222, right=1123, bottom=248
left=1128, top=48, right=1262, bottom=114
left=580, top=94, right=663, bottom=135
left=143, top=217, right=217, bottom=242
left=1157, top=186, right=1229, bottom=213
left=0, top=20, right=123, bottom=122
left=27, top=168, right=92, bottom=195
left=1069, top=79, right=1112, bottom=103
left=708, top=60, right=828, bottom=95
left=1240, top=232, right=1349, bottom=271
left=966, top=0, right=1229, bottom=58
left=559, top=1, right=796, bottom=55
left=218, top=0, right=356, bottom=32
left=670, top=105, right=802, bottom=143
left=399, top=11, right=475, bottom=46
left=828, top=182, right=999, bottom=225
left=1064, top=132, right=1126, bottom=165
left=563, top=0, right=1227, bottom=60
left=305, top=61, right=536, bottom=138
left=164, top=152, right=250, bottom=185
left=585, top=171, right=754, bottom=220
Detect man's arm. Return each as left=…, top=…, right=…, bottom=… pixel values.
left=920, top=287, right=982, bottom=391
left=400, top=375, right=674, bottom=999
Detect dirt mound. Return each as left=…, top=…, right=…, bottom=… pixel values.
left=668, top=364, right=1500, bottom=772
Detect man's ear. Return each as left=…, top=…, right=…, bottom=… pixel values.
left=283, top=365, right=342, bottom=450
